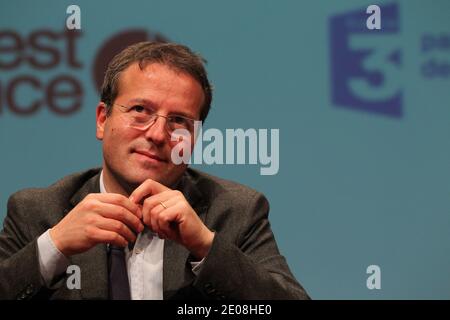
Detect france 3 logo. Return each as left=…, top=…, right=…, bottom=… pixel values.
left=329, top=3, right=402, bottom=118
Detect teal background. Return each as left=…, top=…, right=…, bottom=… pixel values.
left=1, top=0, right=449, bottom=299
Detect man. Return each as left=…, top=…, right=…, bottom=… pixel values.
left=0, top=42, right=309, bottom=300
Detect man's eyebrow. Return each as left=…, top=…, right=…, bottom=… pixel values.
left=128, top=98, right=156, bottom=106
left=171, top=110, right=197, bottom=120
left=128, top=98, right=197, bottom=119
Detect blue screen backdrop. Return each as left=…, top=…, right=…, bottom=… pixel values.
left=1, top=0, right=449, bottom=299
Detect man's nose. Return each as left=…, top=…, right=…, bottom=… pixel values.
left=144, top=116, right=167, bottom=145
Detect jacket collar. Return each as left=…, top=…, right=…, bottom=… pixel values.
left=69, top=168, right=102, bottom=208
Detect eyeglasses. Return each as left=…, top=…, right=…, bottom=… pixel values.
left=113, top=103, right=198, bottom=134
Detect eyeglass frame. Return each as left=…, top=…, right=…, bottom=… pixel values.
left=111, top=103, right=200, bottom=134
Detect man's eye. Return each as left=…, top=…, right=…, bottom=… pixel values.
left=171, top=116, right=187, bottom=125
left=130, top=105, right=145, bottom=113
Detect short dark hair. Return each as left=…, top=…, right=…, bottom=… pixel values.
left=100, top=41, right=213, bottom=121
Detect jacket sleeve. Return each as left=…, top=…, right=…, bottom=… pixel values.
left=192, top=192, right=310, bottom=300
left=0, top=193, right=50, bottom=300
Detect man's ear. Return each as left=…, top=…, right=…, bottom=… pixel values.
left=96, top=102, right=107, bottom=140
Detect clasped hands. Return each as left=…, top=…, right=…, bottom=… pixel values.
left=50, top=179, right=214, bottom=260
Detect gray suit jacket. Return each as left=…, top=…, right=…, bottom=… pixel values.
left=0, top=168, right=309, bottom=300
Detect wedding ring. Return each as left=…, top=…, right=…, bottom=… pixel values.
left=159, top=201, right=168, bottom=209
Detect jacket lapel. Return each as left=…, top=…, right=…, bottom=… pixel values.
left=163, top=171, right=209, bottom=299
left=68, top=170, right=109, bottom=300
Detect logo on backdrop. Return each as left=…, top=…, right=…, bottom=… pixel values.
left=92, top=29, right=168, bottom=94
left=0, top=29, right=84, bottom=116
left=0, top=27, right=167, bottom=117
left=329, top=3, right=402, bottom=118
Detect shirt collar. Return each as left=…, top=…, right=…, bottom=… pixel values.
left=99, top=170, right=107, bottom=194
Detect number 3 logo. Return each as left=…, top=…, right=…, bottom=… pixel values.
left=349, top=35, right=401, bottom=102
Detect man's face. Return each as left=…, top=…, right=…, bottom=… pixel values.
left=96, top=62, right=204, bottom=191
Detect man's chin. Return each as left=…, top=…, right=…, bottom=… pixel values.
left=128, top=172, right=163, bottom=185
left=127, top=170, right=173, bottom=188
left=119, top=163, right=186, bottom=190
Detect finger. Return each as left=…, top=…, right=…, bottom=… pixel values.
left=142, top=198, right=158, bottom=234
left=152, top=204, right=174, bottom=240
left=95, top=217, right=137, bottom=243
left=142, top=199, right=170, bottom=239
left=150, top=202, right=165, bottom=237
left=90, top=193, right=142, bottom=219
left=158, top=204, right=183, bottom=240
left=152, top=209, right=168, bottom=239
left=88, top=227, right=128, bottom=247
left=154, top=196, right=182, bottom=212
left=141, top=190, right=182, bottom=213
left=129, top=179, right=171, bottom=205
left=141, top=192, right=181, bottom=238
left=96, top=202, right=144, bottom=234
left=141, top=192, right=173, bottom=230
left=146, top=198, right=182, bottom=240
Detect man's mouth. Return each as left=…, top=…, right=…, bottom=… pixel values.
left=133, top=149, right=166, bottom=163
